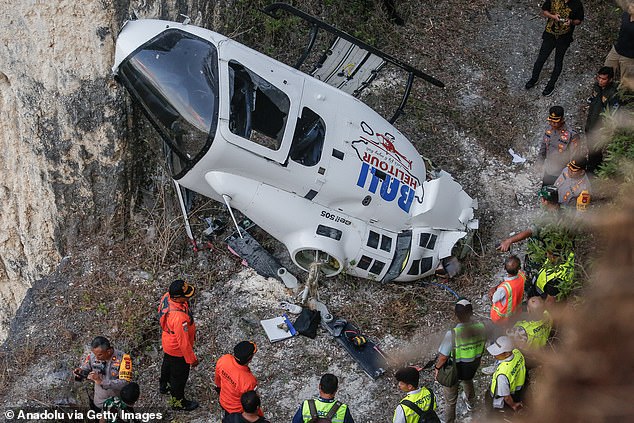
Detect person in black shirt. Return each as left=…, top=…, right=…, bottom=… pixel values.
left=223, top=391, right=270, bottom=423
left=604, top=5, right=634, bottom=91
left=585, top=67, right=619, bottom=172
left=525, top=0, right=585, bottom=97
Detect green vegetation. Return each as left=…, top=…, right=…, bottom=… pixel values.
left=527, top=223, right=583, bottom=301
left=597, top=126, right=634, bottom=180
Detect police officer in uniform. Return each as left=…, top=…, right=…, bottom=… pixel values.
left=73, top=336, right=132, bottom=410
left=539, top=106, right=584, bottom=186
left=292, top=373, right=354, bottom=423
left=554, top=158, right=591, bottom=210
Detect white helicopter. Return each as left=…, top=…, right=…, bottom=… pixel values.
left=112, top=4, right=478, bottom=284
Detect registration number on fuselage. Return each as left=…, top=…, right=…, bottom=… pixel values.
left=320, top=210, right=352, bottom=226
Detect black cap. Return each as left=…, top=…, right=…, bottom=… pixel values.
left=234, top=341, right=257, bottom=364
left=547, top=106, right=564, bottom=122
left=169, top=279, right=195, bottom=299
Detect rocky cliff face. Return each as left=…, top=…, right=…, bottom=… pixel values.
left=0, top=0, right=225, bottom=341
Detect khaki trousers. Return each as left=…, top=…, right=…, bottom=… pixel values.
left=442, top=379, right=475, bottom=423
left=605, top=45, right=634, bottom=90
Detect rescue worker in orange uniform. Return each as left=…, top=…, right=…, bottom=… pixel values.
left=214, top=341, right=260, bottom=417
left=489, top=256, right=525, bottom=328
left=158, top=279, right=199, bottom=411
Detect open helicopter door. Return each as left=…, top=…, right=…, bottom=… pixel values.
left=263, top=3, right=444, bottom=123
left=217, top=41, right=304, bottom=164
left=311, top=37, right=385, bottom=96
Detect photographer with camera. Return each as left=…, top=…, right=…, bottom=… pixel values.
left=524, top=0, right=585, bottom=97
left=73, top=336, right=132, bottom=411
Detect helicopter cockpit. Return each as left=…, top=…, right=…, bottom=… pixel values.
left=116, top=29, right=219, bottom=177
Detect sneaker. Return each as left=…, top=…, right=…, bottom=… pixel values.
left=524, top=79, right=537, bottom=90
left=461, top=391, right=474, bottom=412
left=542, top=84, right=555, bottom=97
left=172, top=399, right=199, bottom=411
left=481, top=364, right=497, bottom=375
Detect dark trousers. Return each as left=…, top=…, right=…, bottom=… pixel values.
left=542, top=172, right=558, bottom=187
left=160, top=352, right=190, bottom=400
left=530, top=33, right=572, bottom=86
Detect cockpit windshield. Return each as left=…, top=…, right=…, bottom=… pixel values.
left=117, top=29, right=219, bottom=177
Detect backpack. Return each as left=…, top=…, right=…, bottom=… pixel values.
left=400, top=390, right=441, bottom=423
left=157, top=294, right=192, bottom=334
left=307, top=399, right=342, bottom=423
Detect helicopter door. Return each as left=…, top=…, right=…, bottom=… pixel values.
left=218, top=45, right=303, bottom=164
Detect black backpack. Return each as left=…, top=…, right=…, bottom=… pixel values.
left=307, top=399, right=342, bottom=423
left=400, top=389, right=441, bottom=423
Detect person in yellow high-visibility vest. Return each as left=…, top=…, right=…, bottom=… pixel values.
left=508, top=297, right=553, bottom=368
left=434, top=299, right=486, bottom=423
left=487, top=336, right=526, bottom=413
left=292, top=373, right=354, bottom=423
left=529, top=248, right=575, bottom=305
left=393, top=367, right=439, bottom=423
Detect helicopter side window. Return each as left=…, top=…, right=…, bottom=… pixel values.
left=290, top=107, right=325, bottom=166
left=228, top=61, right=289, bottom=151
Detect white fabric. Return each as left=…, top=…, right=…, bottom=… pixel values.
left=491, top=287, right=508, bottom=305
left=487, top=336, right=514, bottom=356
left=492, top=355, right=513, bottom=409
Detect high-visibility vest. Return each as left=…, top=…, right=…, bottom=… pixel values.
left=490, top=350, right=526, bottom=398
left=301, top=398, right=348, bottom=423
left=395, top=388, right=436, bottom=423
left=536, top=253, right=574, bottom=295
left=513, top=313, right=552, bottom=348
left=452, top=323, right=486, bottom=362
left=490, top=271, right=526, bottom=323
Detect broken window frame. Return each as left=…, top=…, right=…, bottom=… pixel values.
left=228, top=60, right=290, bottom=151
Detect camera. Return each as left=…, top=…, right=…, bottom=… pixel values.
left=74, top=368, right=90, bottom=381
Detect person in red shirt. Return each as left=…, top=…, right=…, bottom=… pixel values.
left=214, top=341, right=259, bottom=416
left=158, top=279, right=199, bottom=411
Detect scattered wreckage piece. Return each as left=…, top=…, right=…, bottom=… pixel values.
left=322, top=318, right=389, bottom=380
left=225, top=221, right=298, bottom=289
